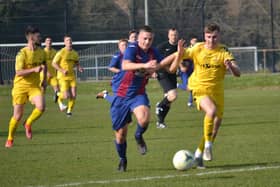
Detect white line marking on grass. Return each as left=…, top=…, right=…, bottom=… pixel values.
left=27, top=165, right=280, bottom=187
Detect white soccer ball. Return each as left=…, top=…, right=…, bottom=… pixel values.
left=172, top=150, right=194, bottom=171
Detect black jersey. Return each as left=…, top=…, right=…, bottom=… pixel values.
left=157, top=41, right=177, bottom=76
left=157, top=41, right=177, bottom=58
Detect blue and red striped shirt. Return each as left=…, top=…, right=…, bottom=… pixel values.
left=114, top=44, right=163, bottom=98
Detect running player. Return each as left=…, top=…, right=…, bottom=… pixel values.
left=52, top=35, right=83, bottom=117
left=110, top=26, right=163, bottom=171
left=5, top=25, right=47, bottom=148
left=128, top=29, right=138, bottom=45
left=177, top=36, right=197, bottom=107
left=42, top=37, right=66, bottom=108
left=96, top=39, right=128, bottom=103
left=177, top=59, right=194, bottom=107
left=162, top=23, right=241, bottom=168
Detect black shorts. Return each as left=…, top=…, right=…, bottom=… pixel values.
left=157, top=72, right=177, bottom=93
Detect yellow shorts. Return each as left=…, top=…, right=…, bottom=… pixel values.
left=12, top=86, right=43, bottom=105
left=192, top=91, right=224, bottom=118
left=59, top=78, right=77, bottom=92
left=48, top=77, right=58, bottom=87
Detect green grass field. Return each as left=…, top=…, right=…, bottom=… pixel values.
left=0, top=74, right=280, bottom=187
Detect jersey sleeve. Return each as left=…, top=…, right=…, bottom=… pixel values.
left=109, top=53, right=121, bottom=68
left=53, top=51, right=62, bottom=64
left=182, top=48, right=193, bottom=60
left=156, top=42, right=165, bottom=56
left=222, top=46, right=235, bottom=61
left=74, top=51, right=79, bottom=63
left=123, top=46, right=137, bottom=62
left=153, top=47, right=164, bottom=63
left=15, top=50, right=25, bottom=71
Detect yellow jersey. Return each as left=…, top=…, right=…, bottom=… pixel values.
left=182, top=42, right=235, bottom=94
left=13, top=47, right=46, bottom=88
left=44, top=47, right=57, bottom=76
left=53, top=47, right=79, bottom=80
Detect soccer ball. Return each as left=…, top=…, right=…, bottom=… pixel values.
left=172, top=150, right=194, bottom=171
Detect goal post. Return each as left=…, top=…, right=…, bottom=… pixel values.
left=228, top=46, right=258, bottom=72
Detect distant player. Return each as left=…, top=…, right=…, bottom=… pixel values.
left=177, top=59, right=194, bottom=107
left=177, top=36, right=197, bottom=107
left=96, top=39, right=128, bottom=102
left=5, top=25, right=47, bottom=148
left=96, top=30, right=137, bottom=100
left=128, top=29, right=138, bottom=45
left=110, top=26, right=163, bottom=171
left=162, top=23, right=241, bottom=168
left=155, top=28, right=179, bottom=128
left=52, top=35, right=83, bottom=117
left=42, top=37, right=66, bottom=109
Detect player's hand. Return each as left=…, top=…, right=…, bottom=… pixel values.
left=224, top=59, right=232, bottom=69
left=78, top=66, right=84, bottom=73
left=144, top=60, right=157, bottom=70
left=61, top=69, right=68, bottom=75
left=177, top=39, right=186, bottom=58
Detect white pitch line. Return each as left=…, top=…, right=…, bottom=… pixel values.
left=26, top=165, right=280, bottom=187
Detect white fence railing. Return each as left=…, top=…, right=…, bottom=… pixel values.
left=1, top=43, right=280, bottom=84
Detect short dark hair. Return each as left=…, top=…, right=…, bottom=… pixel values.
left=138, top=25, right=153, bottom=33
left=204, top=23, right=220, bottom=33
left=118, top=38, right=128, bottom=44
left=25, top=25, right=40, bottom=36
left=168, top=27, right=177, bottom=32
left=45, top=36, right=52, bottom=40
left=128, top=29, right=137, bottom=36
left=64, top=34, right=72, bottom=39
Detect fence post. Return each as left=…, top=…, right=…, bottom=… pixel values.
left=95, top=56, right=98, bottom=81
left=263, top=49, right=267, bottom=73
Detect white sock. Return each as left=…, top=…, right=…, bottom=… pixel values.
left=194, top=148, right=202, bottom=158
left=205, top=141, right=213, bottom=148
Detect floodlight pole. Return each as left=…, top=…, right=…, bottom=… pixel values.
left=201, top=0, right=206, bottom=38
left=144, top=0, right=149, bottom=25
left=270, top=0, right=276, bottom=72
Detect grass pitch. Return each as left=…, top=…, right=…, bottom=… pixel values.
left=0, top=74, right=279, bottom=187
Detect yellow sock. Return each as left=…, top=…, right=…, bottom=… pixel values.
left=204, top=115, right=214, bottom=142
left=67, top=98, right=75, bottom=113
left=197, top=136, right=205, bottom=153
left=7, top=117, right=19, bottom=140
left=25, top=108, right=43, bottom=126
left=57, top=94, right=63, bottom=105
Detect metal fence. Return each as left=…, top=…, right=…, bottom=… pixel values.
left=1, top=44, right=280, bottom=84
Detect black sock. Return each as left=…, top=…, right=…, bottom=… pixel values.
left=158, top=96, right=171, bottom=107
left=157, top=97, right=171, bottom=123
left=162, top=105, right=170, bottom=121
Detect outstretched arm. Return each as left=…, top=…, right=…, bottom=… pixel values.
left=122, top=59, right=157, bottom=71
left=16, top=65, right=44, bottom=76
left=224, top=59, right=241, bottom=77
left=159, top=39, right=186, bottom=73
